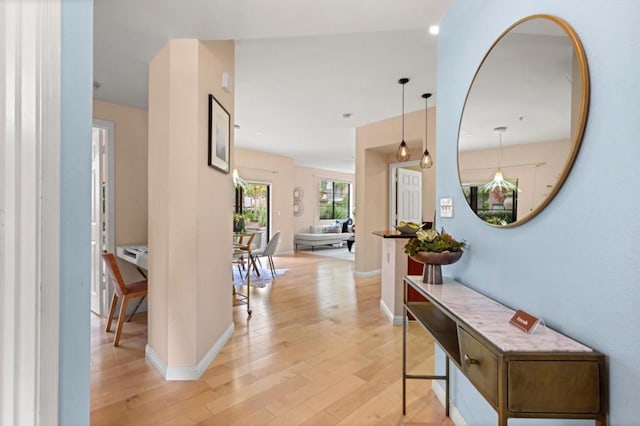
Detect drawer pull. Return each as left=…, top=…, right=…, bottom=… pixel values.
left=464, top=354, right=479, bottom=366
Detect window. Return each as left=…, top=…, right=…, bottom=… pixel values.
left=235, top=182, right=271, bottom=244
left=318, top=179, right=350, bottom=220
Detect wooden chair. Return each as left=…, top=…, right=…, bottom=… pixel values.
left=102, top=252, right=148, bottom=346
left=233, top=233, right=259, bottom=277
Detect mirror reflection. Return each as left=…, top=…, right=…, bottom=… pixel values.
left=457, top=15, right=589, bottom=226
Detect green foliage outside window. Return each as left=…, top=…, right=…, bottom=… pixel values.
left=242, top=183, right=268, bottom=227
left=319, top=180, right=350, bottom=220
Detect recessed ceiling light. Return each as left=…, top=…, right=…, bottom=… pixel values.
left=256, top=131, right=263, bottom=136
left=429, top=25, right=439, bottom=36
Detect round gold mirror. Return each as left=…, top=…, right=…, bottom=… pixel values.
left=457, top=15, right=589, bottom=227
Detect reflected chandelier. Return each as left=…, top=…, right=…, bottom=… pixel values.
left=479, top=126, right=520, bottom=193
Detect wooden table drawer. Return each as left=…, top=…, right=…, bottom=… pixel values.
left=508, top=360, right=600, bottom=413
left=459, top=327, right=498, bottom=407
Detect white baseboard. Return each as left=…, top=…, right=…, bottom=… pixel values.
left=145, top=344, right=168, bottom=378
left=354, top=269, right=381, bottom=278
left=145, top=322, right=235, bottom=381
left=379, top=299, right=404, bottom=325
left=432, top=381, right=468, bottom=426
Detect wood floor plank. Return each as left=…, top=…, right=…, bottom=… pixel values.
left=91, top=253, right=452, bottom=425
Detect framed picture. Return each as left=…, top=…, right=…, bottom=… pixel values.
left=208, top=94, right=230, bottom=173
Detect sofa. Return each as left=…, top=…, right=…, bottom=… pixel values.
left=295, top=219, right=354, bottom=250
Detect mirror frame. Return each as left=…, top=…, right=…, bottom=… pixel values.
left=457, top=14, right=590, bottom=227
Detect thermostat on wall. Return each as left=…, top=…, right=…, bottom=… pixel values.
left=440, top=197, right=453, bottom=218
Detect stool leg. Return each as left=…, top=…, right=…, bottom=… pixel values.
left=113, top=296, right=130, bottom=346
left=105, top=293, right=118, bottom=332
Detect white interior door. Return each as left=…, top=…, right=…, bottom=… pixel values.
left=90, top=127, right=105, bottom=315
left=396, top=168, right=422, bottom=225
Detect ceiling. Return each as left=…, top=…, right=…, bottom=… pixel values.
left=458, top=17, right=578, bottom=152
left=93, top=0, right=451, bottom=173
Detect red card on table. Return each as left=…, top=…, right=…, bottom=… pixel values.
left=509, top=309, right=541, bottom=334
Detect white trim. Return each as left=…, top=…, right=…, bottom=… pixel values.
left=1, top=0, right=61, bottom=423
left=353, top=269, right=381, bottom=278
left=92, top=119, right=115, bottom=316
left=92, top=119, right=115, bottom=254
left=146, top=322, right=235, bottom=381
left=38, top=0, right=62, bottom=422
left=432, top=381, right=468, bottom=426
left=144, top=344, right=168, bottom=378
left=388, top=160, right=420, bottom=229
left=379, top=299, right=404, bottom=325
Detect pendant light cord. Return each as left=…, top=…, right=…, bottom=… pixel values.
left=494, top=126, right=507, bottom=170
left=424, top=97, right=428, bottom=151
left=499, top=132, right=503, bottom=169
left=401, top=83, right=405, bottom=141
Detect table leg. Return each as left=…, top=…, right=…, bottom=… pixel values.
left=249, top=255, right=260, bottom=277
left=246, top=251, right=252, bottom=316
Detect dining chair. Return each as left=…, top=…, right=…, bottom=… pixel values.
left=102, top=252, right=148, bottom=347
left=233, top=232, right=257, bottom=278
left=252, top=231, right=280, bottom=277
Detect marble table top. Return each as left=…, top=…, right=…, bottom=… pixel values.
left=405, top=275, right=592, bottom=353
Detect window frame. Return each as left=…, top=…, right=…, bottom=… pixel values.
left=317, top=178, right=351, bottom=221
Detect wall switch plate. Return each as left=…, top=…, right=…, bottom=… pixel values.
left=440, top=197, right=453, bottom=218
left=222, top=72, right=232, bottom=93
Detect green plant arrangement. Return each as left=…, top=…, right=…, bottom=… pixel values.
left=404, top=228, right=465, bottom=256
left=233, top=213, right=246, bottom=232
left=404, top=228, right=466, bottom=285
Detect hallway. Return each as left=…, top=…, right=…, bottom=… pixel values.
left=90, top=254, right=451, bottom=425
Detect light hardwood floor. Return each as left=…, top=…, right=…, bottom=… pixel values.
left=91, top=253, right=453, bottom=425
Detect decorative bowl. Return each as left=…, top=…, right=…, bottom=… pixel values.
left=409, top=250, right=463, bottom=285
left=409, top=251, right=463, bottom=265
left=396, top=225, right=421, bottom=234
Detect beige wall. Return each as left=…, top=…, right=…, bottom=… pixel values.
left=196, top=40, right=235, bottom=361
left=93, top=100, right=148, bottom=281
left=355, top=107, right=436, bottom=274
left=234, top=148, right=296, bottom=254
left=148, top=42, right=171, bottom=363
left=458, top=139, right=571, bottom=220
left=293, top=166, right=355, bottom=235
left=148, top=39, right=235, bottom=370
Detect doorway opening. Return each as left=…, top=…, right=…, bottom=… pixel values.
left=90, top=120, right=115, bottom=316
left=236, top=182, right=271, bottom=250
left=388, top=160, right=423, bottom=229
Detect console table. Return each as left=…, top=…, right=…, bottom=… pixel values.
left=402, top=275, right=607, bottom=426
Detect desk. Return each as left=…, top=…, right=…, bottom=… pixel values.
left=402, top=276, right=607, bottom=426
left=116, top=244, right=148, bottom=270
left=115, top=244, right=149, bottom=320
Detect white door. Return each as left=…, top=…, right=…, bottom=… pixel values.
left=396, top=168, right=422, bottom=225
left=90, top=127, right=105, bottom=315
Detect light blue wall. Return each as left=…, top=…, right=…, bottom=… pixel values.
left=436, top=1, right=640, bottom=424
left=60, top=0, right=92, bottom=424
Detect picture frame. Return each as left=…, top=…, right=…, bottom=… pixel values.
left=208, top=93, right=230, bottom=173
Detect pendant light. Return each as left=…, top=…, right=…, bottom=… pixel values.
left=479, top=126, right=520, bottom=193
left=395, top=78, right=411, bottom=162
left=420, top=93, right=433, bottom=168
